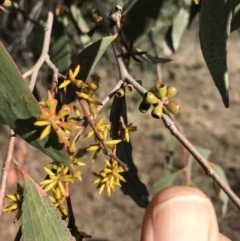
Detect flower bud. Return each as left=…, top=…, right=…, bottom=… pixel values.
left=139, top=101, right=151, bottom=113
left=165, top=101, right=181, bottom=114
left=151, top=104, right=163, bottom=119
left=116, top=87, right=125, bottom=98
left=143, top=92, right=158, bottom=105
left=125, top=84, right=134, bottom=93
left=89, top=103, right=99, bottom=118
left=154, top=83, right=167, bottom=98
left=166, top=85, right=177, bottom=98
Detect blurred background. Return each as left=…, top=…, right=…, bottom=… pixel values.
left=1, top=0, right=240, bottom=240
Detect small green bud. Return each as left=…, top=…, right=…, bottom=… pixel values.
left=143, top=92, right=158, bottom=105
left=165, top=101, right=181, bottom=114
left=154, top=83, right=167, bottom=98
left=116, top=87, right=125, bottom=98
left=151, top=104, right=163, bottom=119
left=125, top=84, right=134, bottom=93
left=139, top=101, right=151, bottom=113
left=166, top=85, right=177, bottom=98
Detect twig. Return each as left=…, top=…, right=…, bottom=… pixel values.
left=72, top=79, right=124, bottom=143
left=22, top=1, right=60, bottom=93
left=94, top=0, right=240, bottom=209
left=156, top=63, right=163, bottom=84
left=20, top=1, right=43, bottom=47
left=0, top=129, right=16, bottom=216
left=97, top=79, right=124, bottom=111
left=79, top=99, right=128, bottom=171
left=14, top=225, right=22, bottom=241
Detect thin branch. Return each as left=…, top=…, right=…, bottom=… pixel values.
left=0, top=129, right=16, bottom=216
left=14, top=225, right=22, bottom=241
left=79, top=99, right=128, bottom=171
left=72, top=79, right=124, bottom=143
left=22, top=1, right=60, bottom=93
left=94, top=0, right=240, bottom=209
left=20, top=1, right=43, bottom=47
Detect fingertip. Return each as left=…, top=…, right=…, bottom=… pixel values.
left=141, top=186, right=219, bottom=241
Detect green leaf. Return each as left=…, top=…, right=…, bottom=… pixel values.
left=153, top=171, right=181, bottom=192
left=70, top=5, right=90, bottom=33
left=64, top=35, right=117, bottom=104
left=135, top=50, right=172, bottom=64
left=0, top=42, right=70, bottom=166
left=69, top=34, right=117, bottom=82
left=199, top=0, right=236, bottom=108
left=49, top=17, right=71, bottom=73
left=110, top=96, right=149, bottom=208
left=164, top=136, right=176, bottom=175
left=123, top=0, right=179, bottom=45
left=21, top=168, right=74, bottom=241
left=171, top=0, right=192, bottom=51
left=211, top=163, right=229, bottom=217
left=187, top=146, right=211, bottom=180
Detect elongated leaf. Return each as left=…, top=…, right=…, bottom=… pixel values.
left=0, top=42, right=70, bottom=165
left=171, top=0, right=192, bottom=51
left=199, top=0, right=236, bottom=108
left=211, top=163, right=229, bottom=217
left=69, top=34, right=117, bottom=82
left=70, top=5, right=92, bottom=47
left=136, top=50, right=172, bottom=64
left=70, top=5, right=90, bottom=33
left=50, top=17, right=71, bottom=73
left=153, top=171, right=181, bottom=192
left=20, top=167, right=74, bottom=241
left=64, top=35, right=117, bottom=104
left=123, top=0, right=164, bottom=41
left=110, top=96, right=149, bottom=208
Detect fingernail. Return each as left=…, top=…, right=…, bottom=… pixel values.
left=152, top=195, right=218, bottom=241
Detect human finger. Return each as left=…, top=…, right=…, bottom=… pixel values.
left=140, top=186, right=227, bottom=241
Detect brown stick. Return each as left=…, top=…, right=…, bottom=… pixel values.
left=0, top=129, right=16, bottom=216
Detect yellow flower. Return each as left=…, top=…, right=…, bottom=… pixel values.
left=59, top=65, right=88, bottom=89
left=40, top=164, right=74, bottom=194
left=92, top=159, right=126, bottom=196
left=3, top=184, right=23, bottom=222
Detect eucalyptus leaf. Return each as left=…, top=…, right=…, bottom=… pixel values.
left=199, top=0, right=236, bottom=107
left=50, top=17, right=71, bottom=73
left=21, top=168, right=74, bottom=241
left=136, top=51, right=172, bottom=64
left=69, top=34, right=117, bottom=82
left=110, top=96, right=149, bottom=208
left=64, top=34, right=117, bottom=103
left=171, top=0, right=192, bottom=51
left=0, top=42, right=70, bottom=166
left=70, top=4, right=90, bottom=33
left=153, top=171, right=181, bottom=192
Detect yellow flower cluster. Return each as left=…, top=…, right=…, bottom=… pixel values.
left=34, top=91, right=80, bottom=147
left=92, top=159, right=126, bottom=196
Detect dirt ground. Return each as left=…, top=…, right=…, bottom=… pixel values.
left=1, top=20, right=240, bottom=241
